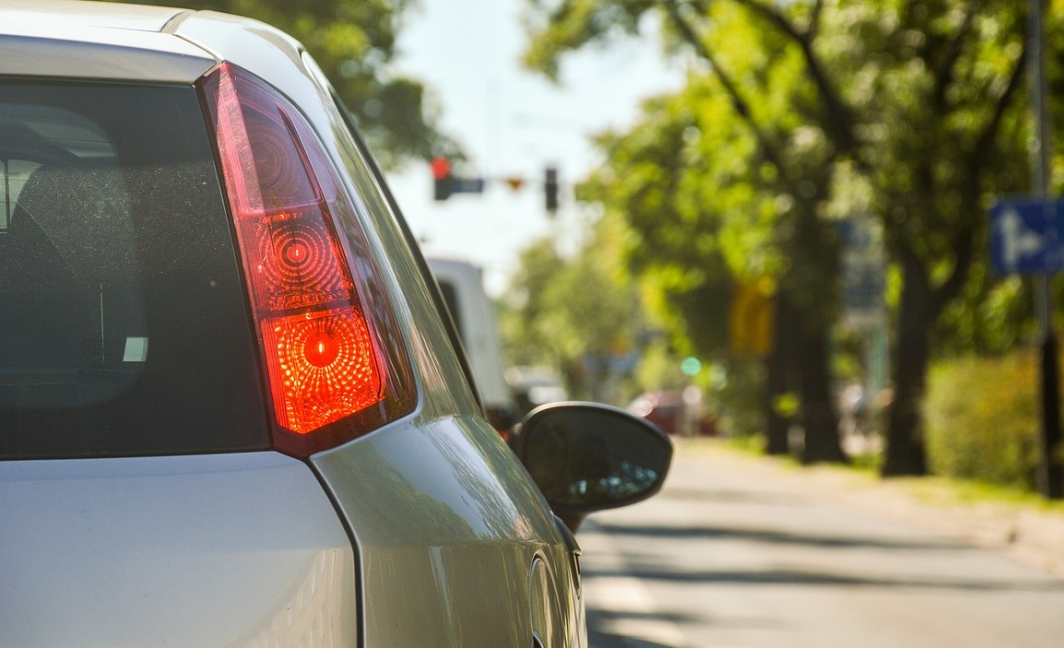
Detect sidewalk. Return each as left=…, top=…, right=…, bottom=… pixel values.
left=673, top=438, right=1064, bottom=578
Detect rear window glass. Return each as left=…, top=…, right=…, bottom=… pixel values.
left=0, top=82, right=268, bottom=459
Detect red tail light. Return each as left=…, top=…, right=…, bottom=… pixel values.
left=202, top=63, right=415, bottom=457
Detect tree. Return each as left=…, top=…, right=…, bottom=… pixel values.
left=500, top=238, right=568, bottom=369
left=818, top=0, right=1029, bottom=475
left=500, top=217, right=639, bottom=403
left=533, top=2, right=849, bottom=462
left=586, top=72, right=847, bottom=457
left=103, top=0, right=459, bottom=168
left=523, top=0, right=1031, bottom=474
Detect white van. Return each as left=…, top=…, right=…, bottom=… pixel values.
left=426, top=256, right=516, bottom=435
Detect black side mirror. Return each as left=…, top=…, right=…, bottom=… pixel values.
left=511, top=401, right=673, bottom=532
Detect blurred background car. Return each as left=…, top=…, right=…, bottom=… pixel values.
left=628, top=389, right=718, bottom=437
left=0, top=3, right=672, bottom=647
left=506, top=364, right=569, bottom=417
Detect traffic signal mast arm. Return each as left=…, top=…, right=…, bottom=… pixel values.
left=428, top=159, right=561, bottom=213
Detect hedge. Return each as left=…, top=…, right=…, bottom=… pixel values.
left=924, top=351, right=1042, bottom=491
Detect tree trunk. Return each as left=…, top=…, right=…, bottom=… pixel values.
left=881, top=250, right=931, bottom=476
left=797, top=319, right=848, bottom=464
left=786, top=208, right=846, bottom=464
left=764, top=294, right=794, bottom=455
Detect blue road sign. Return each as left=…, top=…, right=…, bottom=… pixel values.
left=990, top=199, right=1064, bottom=275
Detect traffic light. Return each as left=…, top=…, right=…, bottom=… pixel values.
left=544, top=166, right=559, bottom=213
left=431, top=157, right=452, bottom=201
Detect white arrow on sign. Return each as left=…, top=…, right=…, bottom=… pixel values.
left=998, top=207, right=1045, bottom=269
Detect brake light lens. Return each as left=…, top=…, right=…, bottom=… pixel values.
left=201, top=63, right=414, bottom=457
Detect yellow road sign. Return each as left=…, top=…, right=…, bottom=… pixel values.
left=730, top=281, right=775, bottom=358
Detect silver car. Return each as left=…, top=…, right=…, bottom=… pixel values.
left=0, top=2, right=672, bottom=647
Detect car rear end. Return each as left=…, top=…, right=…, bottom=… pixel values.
left=0, top=3, right=578, bottom=647
left=0, top=6, right=363, bottom=645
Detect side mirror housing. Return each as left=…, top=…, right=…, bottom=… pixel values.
left=511, top=401, right=673, bottom=532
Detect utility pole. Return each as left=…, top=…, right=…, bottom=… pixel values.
left=1029, top=0, right=1063, bottom=499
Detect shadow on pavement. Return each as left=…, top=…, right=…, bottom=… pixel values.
left=582, top=561, right=1064, bottom=593
left=659, top=486, right=806, bottom=506
left=591, top=521, right=966, bottom=552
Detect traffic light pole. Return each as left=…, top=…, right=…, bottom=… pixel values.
left=1029, top=0, right=1064, bottom=499
left=544, top=166, right=559, bottom=214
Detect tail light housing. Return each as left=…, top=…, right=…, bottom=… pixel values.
left=201, top=63, right=415, bottom=457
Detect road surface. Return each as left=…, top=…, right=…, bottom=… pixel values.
left=580, top=440, right=1064, bottom=648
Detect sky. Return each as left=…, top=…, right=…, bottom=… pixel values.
left=384, top=0, right=685, bottom=296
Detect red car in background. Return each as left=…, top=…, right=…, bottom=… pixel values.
left=628, top=390, right=718, bottom=436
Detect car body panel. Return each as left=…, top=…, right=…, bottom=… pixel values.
left=1, top=0, right=183, bottom=31
left=313, top=413, right=581, bottom=647
left=174, top=10, right=314, bottom=104
left=0, top=1, right=212, bottom=83
left=0, top=452, right=357, bottom=647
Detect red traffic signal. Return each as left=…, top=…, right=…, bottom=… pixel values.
left=431, top=157, right=451, bottom=180
left=431, top=157, right=452, bottom=201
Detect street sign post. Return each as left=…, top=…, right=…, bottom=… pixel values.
left=990, top=198, right=1064, bottom=275
left=990, top=195, right=1064, bottom=498
left=1028, top=0, right=1064, bottom=500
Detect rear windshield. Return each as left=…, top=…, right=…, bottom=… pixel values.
left=0, top=82, right=268, bottom=459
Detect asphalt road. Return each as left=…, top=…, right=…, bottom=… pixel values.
left=579, top=440, right=1064, bottom=648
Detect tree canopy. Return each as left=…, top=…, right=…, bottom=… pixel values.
left=500, top=213, right=640, bottom=402
left=522, top=0, right=1038, bottom=473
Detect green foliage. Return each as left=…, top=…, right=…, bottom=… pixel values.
left=631, top=341, right=680, bottom=391
left=772, top=392, right=801, bottom=419
left=521, top=0, right=659, bottom=81
left=924, top=352, right=1041, bottom=490
left=103, top=0, right=460, bottom=168
left=714, top=359, right=767, bottom=439
left=524, top=0, right=1039, bottom=471
left=821, top=0, right=1029, bottom=263
left=546, top=1, right=847, bottom=454
left=582, top=78, right=793, bottom=365
left=499, top=214, right=639, bottom=401
left=535, top=0, right=850, bottom=341
left=499, top=238, right=565, bottom=368
left=935, top=272, right=1035, bottom=356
